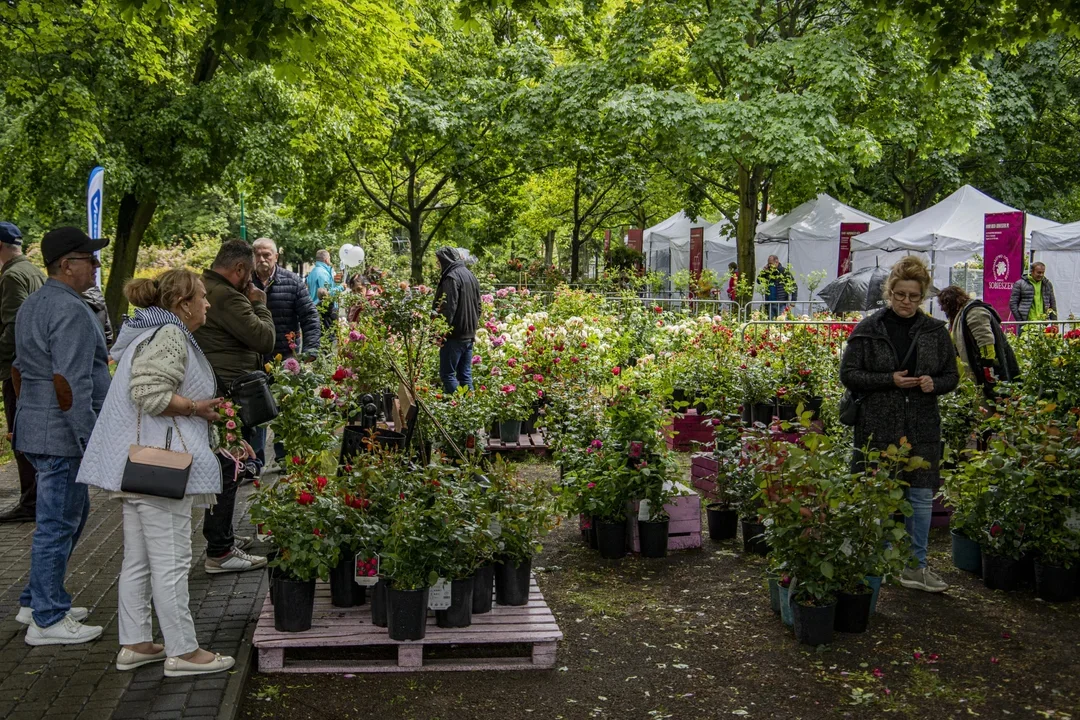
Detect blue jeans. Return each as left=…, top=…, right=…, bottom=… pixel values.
left=440, top=339, right=474, bottom=394
left=20, top=455, right=89, bottom=628
left=905, top=487, right=934, bottom=569
left=251, top=426, right=285, bottom=466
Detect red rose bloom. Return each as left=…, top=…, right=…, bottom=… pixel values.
left=320, top=387, right=335, bottom=399
left=297, top=491, right=315, bottom=505
left=315, top=475, right=328, bottom=490
left=611, top=366, right=621, bottom=376
left=332, top=366, right=348, bottom=382
left=292, top=456, right=303, bottom=465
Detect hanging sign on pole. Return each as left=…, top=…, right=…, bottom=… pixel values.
left=689, top=227, right=704, bottom=276
left=837, top=223, right=867, bottom=277
left=627, top=228, right=642, bottom=253
left=86, top=166, right=104, bottom=284
left=984, top=211, right=1026, bottom=322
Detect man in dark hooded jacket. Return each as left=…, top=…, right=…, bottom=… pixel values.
left=433, top=247, right=480, bottom=393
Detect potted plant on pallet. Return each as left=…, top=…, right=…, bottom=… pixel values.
left=494, top=379, right=535, bottom=443
left=489, top=458, right=557, bottom=605
left=705, top=415, right=745, bottom=541
left=249, top=469, right=342, bottom=633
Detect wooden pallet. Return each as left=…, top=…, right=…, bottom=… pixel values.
left=254, top=578, right=563, bottom=674
left=625, top=482, right=703, bottom=552
left=487, top=432, right=548, bottom=454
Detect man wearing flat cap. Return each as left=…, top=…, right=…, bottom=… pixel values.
left=0, top=222, right=45, bottom=524
left=13, top=226, right=111, bottom=645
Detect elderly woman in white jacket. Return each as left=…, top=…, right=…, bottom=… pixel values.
left=78, top=268, right=239, bottom=677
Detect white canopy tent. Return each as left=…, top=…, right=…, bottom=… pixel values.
left=852, top=185, right=1060, bottom=301
left=755, top=194, right=887, bottom=302
left=642, top=212, right=712, bottom=277
left=1031, top=220, right=1080, bottom=320
left=662, top=218, right=739, bottom=278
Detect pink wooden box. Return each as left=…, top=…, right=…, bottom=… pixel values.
left=625, top=482, right=702, bottom=552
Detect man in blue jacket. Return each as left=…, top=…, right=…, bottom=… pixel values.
left=13, top=227, right=111, bottom=645
left=305, top=249, right=340, bottom=332
left=253, top=237, right=320, bottom=465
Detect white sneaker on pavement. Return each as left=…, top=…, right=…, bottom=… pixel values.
left=204, top=547, right=267, bottom=574
left=16, top=606, right=88, bottom=625
left=25, top=615, right=103, bottom=646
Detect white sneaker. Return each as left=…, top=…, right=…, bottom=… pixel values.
left=25, top=615, right=103, bottom=646
left=204, top=547, right=267, bottom=574
left=16, top=606, right=88, bottom=625
left=163, top=653, right=235, bottom=677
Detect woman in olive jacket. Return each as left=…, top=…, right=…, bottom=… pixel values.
left=839, top=256, right=958, bottom=594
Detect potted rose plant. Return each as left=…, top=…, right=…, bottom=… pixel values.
left=487, top=458, right=557, bottom=604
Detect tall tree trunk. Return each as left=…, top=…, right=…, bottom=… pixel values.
left=735, top=165, right=762, bottom=305
left=543, top=229, right=555, bottom=266
left=105, top=193, right=158, bottom=330
left=409, top=218, right=425, bottom=283
left=569, top=230, right=582, bottom=283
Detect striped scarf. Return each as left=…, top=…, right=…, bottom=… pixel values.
left=122, top=306, right=202, bottom=352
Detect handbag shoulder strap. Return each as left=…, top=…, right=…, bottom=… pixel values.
left=135, top=409, right=190, bottom=453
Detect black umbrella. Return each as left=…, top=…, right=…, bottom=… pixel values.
left=817, top=265, right=940, bottom=313
left=816, top=266, right=890, bottom=313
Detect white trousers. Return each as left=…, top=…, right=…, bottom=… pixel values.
left=118, top=495, right=199, bottom=657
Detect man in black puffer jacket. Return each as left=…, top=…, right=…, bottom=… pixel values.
left=252, top=238, right=321, bottom=361
left=252, top=238, right=321, bottom=467
left=433, top=247, right=480, bottom=393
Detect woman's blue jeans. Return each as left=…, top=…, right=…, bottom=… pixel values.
left=905, top=487, right=934, bottom=569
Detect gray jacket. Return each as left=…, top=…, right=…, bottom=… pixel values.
left=13, top=279, right=111, bottom=457
left=839, top=310, right=959, bottom=488
left=1009, top=276, right=1056, bottom=321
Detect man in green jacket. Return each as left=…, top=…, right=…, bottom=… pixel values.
left=193, top=239, right=274, bottom=574
left=0, top=222, right=45, bottom=523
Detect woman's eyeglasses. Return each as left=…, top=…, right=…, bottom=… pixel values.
left=890, top=292, right=923, bottom=303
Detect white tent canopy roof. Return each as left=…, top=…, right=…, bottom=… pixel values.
left=756, top=193, right=886, bottom=244
left=852, top=185, right=1059, bottom=253
left=643, top=211, right=711, bottom=253
left=1031, top=220, right=1080, bottom=251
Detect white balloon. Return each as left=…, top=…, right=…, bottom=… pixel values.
left=342, top=245, right=365, bottom=268
left=338, top=244, right=355, bottom=265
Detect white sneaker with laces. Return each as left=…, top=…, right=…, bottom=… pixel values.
left=25, top=615, right=103, bottom=646
left=204, top=547, right=267, bottom=574
left=899, top=566, right=949, bottom=593
left=16, top=606, right=88, bottom=625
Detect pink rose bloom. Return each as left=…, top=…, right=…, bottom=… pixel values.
left=481, top=294, right=494, bottom=304
left=490, top=366, right=501, bottom=376
left=416, top=284, right=430, bottom=294
left=283, top=357, right=301, bottom=375
left=508, top=287, right=517, bottom=294
left=225, top=408, right=235, bottom=417
left=496, top=288, right=509, bottom=298
left=587, top=482, right=596, bottom=489
left=348, top=330, right=363, bottom=342
left=226, top=420, right=237, bottom=430
left=591, top=439, right=603, bottom=449
left=226, top=433, right=236, bottom=443
left=533, top=374, right=543, bottom=383
left=629, top=441, right=644, bottom=459
left=223, top=401, right=233, bottom=409
left=508, top=358, right=517, bottom=368
left=537, top=389, right=544, bottom=399
left=491, top=336, right=505, bottom=348
left=520, top=288, right=530, bottom=297
left=472, top=355, right=482, bottom=365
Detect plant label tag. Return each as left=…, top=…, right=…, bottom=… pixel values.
left=354, top=552, right=380, bottom=586
left=638, top=500, right=651, bottom=521
left=1065, top=510, right=1080, bottom=533
left=256, top=524, right=270, bottom=542
left=428, top=578, right=452, bottom=610
left=489, top=519, right=502, bottom=537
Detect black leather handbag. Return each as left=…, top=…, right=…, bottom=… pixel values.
left=121, top=421, right=191, bottom=500
left=230, top=370, right=279, bottom=427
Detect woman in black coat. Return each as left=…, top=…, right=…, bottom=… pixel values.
left=839, top=256, right=959, bottom=594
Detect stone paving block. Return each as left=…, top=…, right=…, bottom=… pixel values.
left=185, top=689, right=220, bottom=708
left=158, top=680, right=194, bottom=695
left=148, top=711, right=184, bottom=720
left=110, top=701, right=152, bottom=720
left=150, top=692, right=189, bottom=712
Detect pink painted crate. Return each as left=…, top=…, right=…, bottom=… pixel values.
left=253, top=577, right=562, bottom=674
left=625, top=482, right=702, bottom=552
left=665, top=411, right=715, bottom=452
left=931, top=496, right=953, bottom=529
left=691, top=453, right=719, bottom=501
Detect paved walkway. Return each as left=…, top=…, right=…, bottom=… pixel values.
left=0, top=461, right=266, bottom=720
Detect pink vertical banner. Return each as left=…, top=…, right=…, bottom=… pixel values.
left=838, top=223, right=867, bottom=276
left=627, top=228, right=643, bottom=253
left=689, top=227, right=704, bottom=276
left=983, top=211, right=1026, bottom=321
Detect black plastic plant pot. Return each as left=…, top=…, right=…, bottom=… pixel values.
left=706, top=504, right=739, bottom=541
left=370, top=579, right=389, bottom=628
left=951, top=530, right=982, bottom=576
left=739, top=404, right=753, bottom=425
left=767, top=577, right=781, bottom=614
left=494, top=556, right=532, bottom=606
left=752, top=402, right=776, bottom=426
left=775, top=403, right=798, bottom=421
left=1018, top=553, right=1036, bottom=589
left=498, top=420, right=523, bottom=443
left=436, top=576, right=475, bottom=628
left=1035, top=560, right=1075, bottom=603
left=806, top=396, right=823, bottom=420
left=341, top=426, right=405, bottom=463
left=741, top=519, right=769, bottom=556
left=472, top=564, right=495, bottom=615
left=386, top=585, right=430, bottom=641
left=791, top=598, right=837, bottom=646
left=982, top=553, right=1022, bottom=591
left=595, top=520, right=627, bottom=560
left=638, top=519, right=670, bottom=558
left=329, top=551, right=366, bottom=608
left=272, top=577, right=316, bottom=633
left=265, top=549, right=279, bottom=606
left=671, top=387, right=688, bottom=406
left=834, top=589, right=873, bottom=633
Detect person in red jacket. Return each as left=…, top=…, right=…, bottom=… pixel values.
left=726, top=262, right=739, bottom=301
